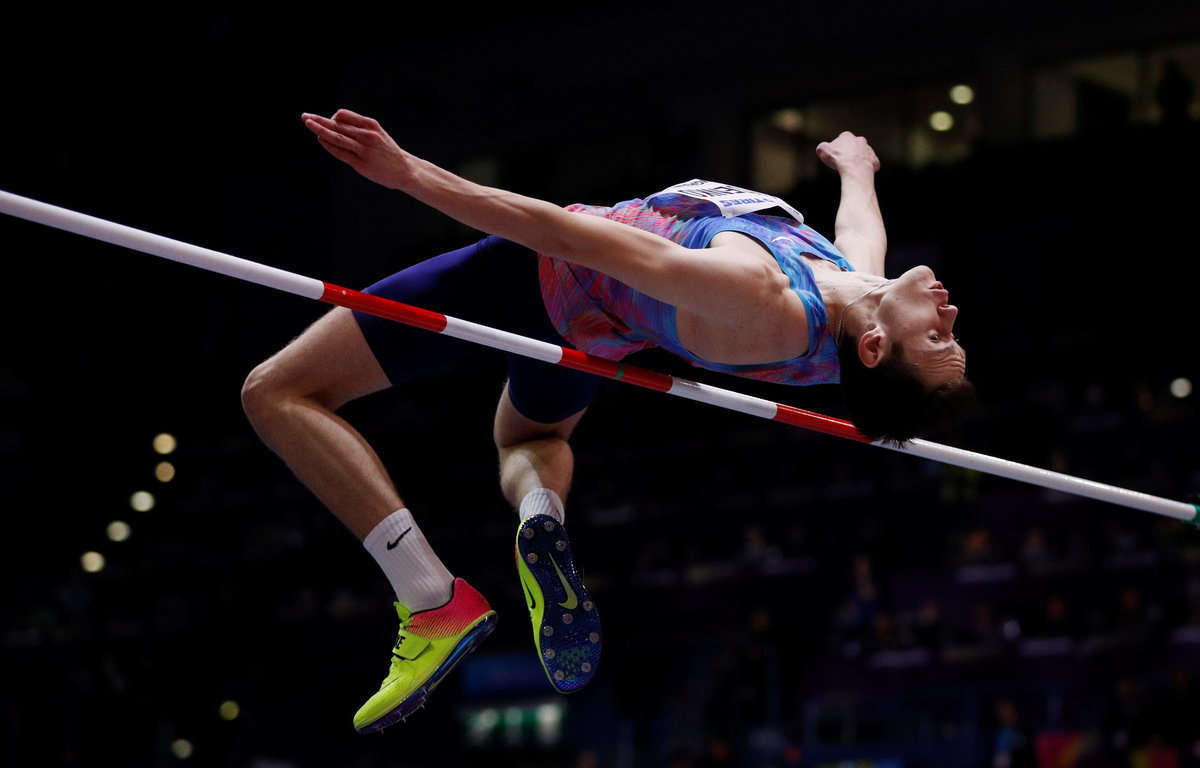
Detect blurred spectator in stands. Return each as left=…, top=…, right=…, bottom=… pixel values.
left=663, top=745, right=695, bottom=768
left=938, top=464, right=981, bottom=507
left=1018, top=526, right=1052, bottom=566
left=1109, top=585, right=1163, bottom=646
left=736, top=606, right=777, bottom=724
left=704, top=606, right=778, bottom=744
left=784, top=519, right=811, bottom=557
left=696, top=736, right=735, bottom=768
left=1105, top=519, right=1147, bottom=557
left=740, top=519, right=788, bottom=575
left=636, top=533, right=677, bottom=575
left=969, top=601, right=1003, bottom=646
left=912, top=598, right=950, bottom=653
left=1149, top=664, right=1200, bottom=766
left=1022, top=595, right=1080, bottom=643
left=1017, top=525, right=1074, bottom=577
left=831, top=553, right=883, bottom=656
left=1101, top=675, right=1154, bottom=765
left=958, top=526, right=998, bottom=566
left=945, top=601, right=1008, bottom=663
left=781, top=742, right=805, bottom=767
left=990, top=698, right=1035, bottom=768
left=742, top=520, right=768, bottom=562
left=865, top=611, right=903, bottom=655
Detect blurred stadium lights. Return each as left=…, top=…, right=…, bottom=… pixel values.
left=929, top=110, right=955, bottom=131
left=461, top=700, right=566, bottom=750
left=218, top=700, right=241, bottom=721
left=80, top=551, right=105, bottom=573
left=153, top=433, right=177, bottom=455
left=950, top=83, right=976, bottom=104
left=771, top=107, right=806, bottom=133
left=130, top=490, right=155, bottom=513
left=170, top=738, right=193, bottom=760
left=106, top=520, right=131, bottom=542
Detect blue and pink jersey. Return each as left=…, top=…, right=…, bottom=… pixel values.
left=537, top=184, right=854, bottom=386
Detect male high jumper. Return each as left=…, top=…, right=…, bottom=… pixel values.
left=241, top=109, right=973, bottom=732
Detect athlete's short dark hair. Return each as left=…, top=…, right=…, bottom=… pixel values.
left=837, top=338, right=977, bottom=445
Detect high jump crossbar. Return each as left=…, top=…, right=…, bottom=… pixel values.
left=2, top=188, right=1196, bottom=526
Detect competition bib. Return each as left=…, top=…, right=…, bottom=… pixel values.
left=646, top=179, right=804, bottom=223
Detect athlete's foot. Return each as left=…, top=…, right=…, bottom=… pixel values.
left=353, top=578, right=496, bottom=733
left=515, top=514, right=601, bottom=692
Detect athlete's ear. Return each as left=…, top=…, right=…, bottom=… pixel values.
left=858, top=327, right=888, bottom=369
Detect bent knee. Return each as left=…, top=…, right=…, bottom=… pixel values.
left=493, top=388, right=585, bottom=451
left=494, top=427, right=573, bottom=454
left=240, top=359, right=290, bottom=426
left=241, top=311, right=391, bottom=423
left=240, top=356, right=328, bottom=424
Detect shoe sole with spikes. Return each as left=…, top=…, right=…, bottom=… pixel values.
left=515, top=514, right=601, bottom=692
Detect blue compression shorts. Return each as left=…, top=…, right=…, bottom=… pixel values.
left=352, top=235, right=600, bottom=423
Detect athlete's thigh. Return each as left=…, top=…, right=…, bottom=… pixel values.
left=353, top=235, right=546, bottom=389
left=257, top=306, right=391, bottom=410
left=493, top=382, right=589, bottom=449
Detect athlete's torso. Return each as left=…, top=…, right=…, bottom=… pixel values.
left=538, top=180, right=854, bottom=386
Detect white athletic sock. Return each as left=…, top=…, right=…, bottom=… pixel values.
left=519, top=488, right=565, bottom=525
left=362, top=508, right=454, bottom=612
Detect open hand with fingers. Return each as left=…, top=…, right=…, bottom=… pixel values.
left=302, top=109, right=417, bottom=191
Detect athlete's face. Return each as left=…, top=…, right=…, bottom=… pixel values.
left=875, top=266, right=966, bottom=388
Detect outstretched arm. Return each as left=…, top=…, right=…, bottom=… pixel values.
left=302, top=110, right=799, bottom=329
left=303, top=109, right=592, bottom=255
left=816, top=132, right=887, bottom=276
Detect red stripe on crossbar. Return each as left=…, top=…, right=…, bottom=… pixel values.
left=320, top=282, right=449, bottom=333
left=557, top=349, right=674, bottom=392
left=617, top=363, right=676, bottom=392
left=557, top=348, right=621, bottom=378
left=773, top=403, right=870, bottom=442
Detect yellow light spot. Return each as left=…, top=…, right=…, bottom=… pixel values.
left=170, top=738, right=193, bottom=759
left=1170, top=377, right=1193, bottom=399
left=81, top=551, right=106, bottom=573
left=218, top=700, right=240, bottom=721
left=771, top=107, right=806, bottom=133
left=107, top=521, right=131, bottom=542
left=153, top=433, right=177, bottom=455
left=130, top=491, right=156, bottom=512
left=929, top=111, right=955, bottom=131
left=950, top=84, right=975, bottom=105
left=155, top=461, right=176, bottom=483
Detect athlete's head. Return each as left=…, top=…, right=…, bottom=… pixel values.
left=838, top=266, right=976, bottom=444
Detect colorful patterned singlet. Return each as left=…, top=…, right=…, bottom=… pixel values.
left=537, top=180, right=854, bottom=386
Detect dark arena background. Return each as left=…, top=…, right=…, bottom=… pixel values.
left=3, top=4, right=1200, bottom=767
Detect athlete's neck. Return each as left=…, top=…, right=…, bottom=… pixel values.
left=812, top=268, right=890, bottom=347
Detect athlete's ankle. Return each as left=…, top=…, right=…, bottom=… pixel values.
left=519, top=488, right=565, bottom=525
left=363, top=508, right=453, bottom=611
